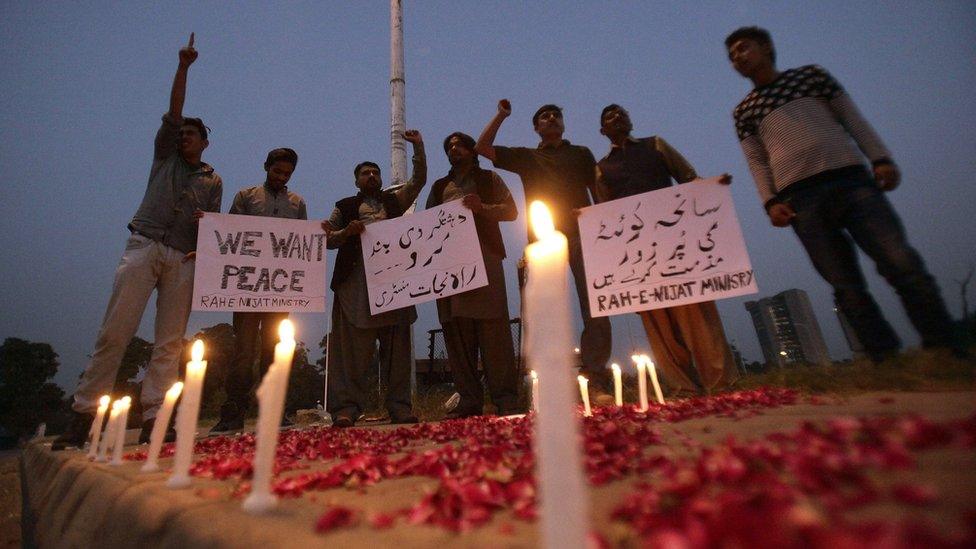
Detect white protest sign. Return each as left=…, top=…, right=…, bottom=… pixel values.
left=363, top=199, right=488, bottom=314
left=578, top=178, right=758, bottom=317
left=193, top=213, right=327, bottom=312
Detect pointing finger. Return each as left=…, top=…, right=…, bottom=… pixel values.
left=188, top=32, right=195, bottom=48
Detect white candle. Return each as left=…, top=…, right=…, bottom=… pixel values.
left=523, top=201, right=588, bottom=549
left=577, top=375, right=592, bottom=417
left=611, top=363, right=623, bottom=407
left=643, top=355, right=665, bottom=405
left=243, top=319, right=296, bottom=514
left=530, top=370, right=540, bottom=413
left=110, top=396, right=132, bottom=465
left=87, top=395, right=111, bottom=459
left=633, top=355, right=649, bottom=412
left=141, top=381, right=184, bottom=473
left=167, top=340, right=207, bottom=488
left=96, top=401, right=121, bottom=462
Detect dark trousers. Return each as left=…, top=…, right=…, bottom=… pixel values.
left=326, top=304, right=413, bottom=417
left=227, top=311, right=289, bottom=412
left=442, top=318, right=519, bottom=414
left=786, top=178, right=955, bottom=360
left=567, top=233, right=613, bottom=385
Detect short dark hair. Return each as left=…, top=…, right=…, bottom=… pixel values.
left=354, top=161, right=381, bottom=178
left=182, top=117, right=209, bottom=141
left=442, top=132, right=476, bottom=155
left=532, top=104, right=563, bottom=127
left=264, top=148, right=298, bottom=170
left=600, top=104, right=626, bottom=124
left=725, top=26, right=776, bottom=63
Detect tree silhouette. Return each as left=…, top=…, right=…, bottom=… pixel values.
left=0, top=338, right=66, bottom=440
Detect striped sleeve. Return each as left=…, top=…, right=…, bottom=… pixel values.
left=828, top=93, right=892, bottom=163
left=739, top=135, right=777, bottom=206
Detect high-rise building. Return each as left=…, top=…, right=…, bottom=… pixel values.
left=745, top=289, right=831, bottom=367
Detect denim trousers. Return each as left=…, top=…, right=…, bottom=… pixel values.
left=72, top=234, right=194, bottom=419
left=785, top=178, right=954, bottom=359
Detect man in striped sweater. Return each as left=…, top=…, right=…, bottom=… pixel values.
left=726, top=26, right=960, bottom=362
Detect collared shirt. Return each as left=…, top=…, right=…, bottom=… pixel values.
left=326, top=146, right=427, bottom=239
left=327, top=146, right=427, bottom=329
left=128, top=114, right=223, bottom=254
left=493, top=140, right=596, bottom=238
left=595, top=136, right=698, bottom=201
left=229, top=183, right=308, bottom=220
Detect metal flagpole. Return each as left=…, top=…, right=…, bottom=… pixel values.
left=390, top=0, right=407, bottom=186
left=389, top=0, right=418, bottom=398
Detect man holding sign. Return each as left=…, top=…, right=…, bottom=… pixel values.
left=55, top=35, right=222, bottom=449
left=426, top=132, right=520, bottom=418
left=595, top=104, right=737, bottom=396
left=323, top=131, right=426, bottom=427
left=210, top=148, right=307, bottom=434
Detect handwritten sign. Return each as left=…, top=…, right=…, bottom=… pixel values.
left=193, top=213, right=327, bottom=312
left=578, top=178, right=757, bottom=317
left=364, top=200, right=488, bottom=314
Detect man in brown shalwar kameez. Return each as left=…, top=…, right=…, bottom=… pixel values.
left=323, top=130, right=426, bottom=427
left=595, top=104, right=738, bottom=396
left=426, top=132, right=520, bottom=417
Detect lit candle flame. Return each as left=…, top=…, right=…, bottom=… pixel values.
left=98, top=395, right=111, bottom=408
left=577, top=375, right=587, bottom=384
left=529, top=201, right=555, bottom=241
left=191, top=339, right=205, bottom=362
left=120, top=395, right=132, bottom=406
left=279, top=319, right=295, bottom=343
left=611, top=363, right=620, bottom=374
left=530, top=370, right=538, bottom=380
left=631, top=354, right=641, bottom=364
left=112, top=400, right=123, bottom=410
left=167, top=381, right=184, bottom=398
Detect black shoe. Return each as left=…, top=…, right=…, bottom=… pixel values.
left=333, top=410, right=356, bottom=428
left=51, top=409, right=95, bottom=451
left=209, top=402, right=245, bottom=435
left=390, top=412, right=418, bottom=425
left=139, top=417, right=176, bottom=444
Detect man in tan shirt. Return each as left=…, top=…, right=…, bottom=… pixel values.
left=426, top=132, right=520, bottom=417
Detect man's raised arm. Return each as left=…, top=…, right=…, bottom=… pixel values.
left=168, top=33, right=198, bottom=121
left=475, top=99, right=511, bottom=162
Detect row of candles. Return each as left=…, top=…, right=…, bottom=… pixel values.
left=82, top=321, right=297, bottom=514
left=528, top=354, right=666, bottom=417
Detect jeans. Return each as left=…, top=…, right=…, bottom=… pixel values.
left=785, top=177, right=954, bottom=360
left=72, top=234, right=194, bottom=419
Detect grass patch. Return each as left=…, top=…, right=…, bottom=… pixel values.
left=734, top=348, right=975, bottom=394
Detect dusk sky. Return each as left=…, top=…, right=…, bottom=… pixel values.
left=1, top=2, right=974, bottom=390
